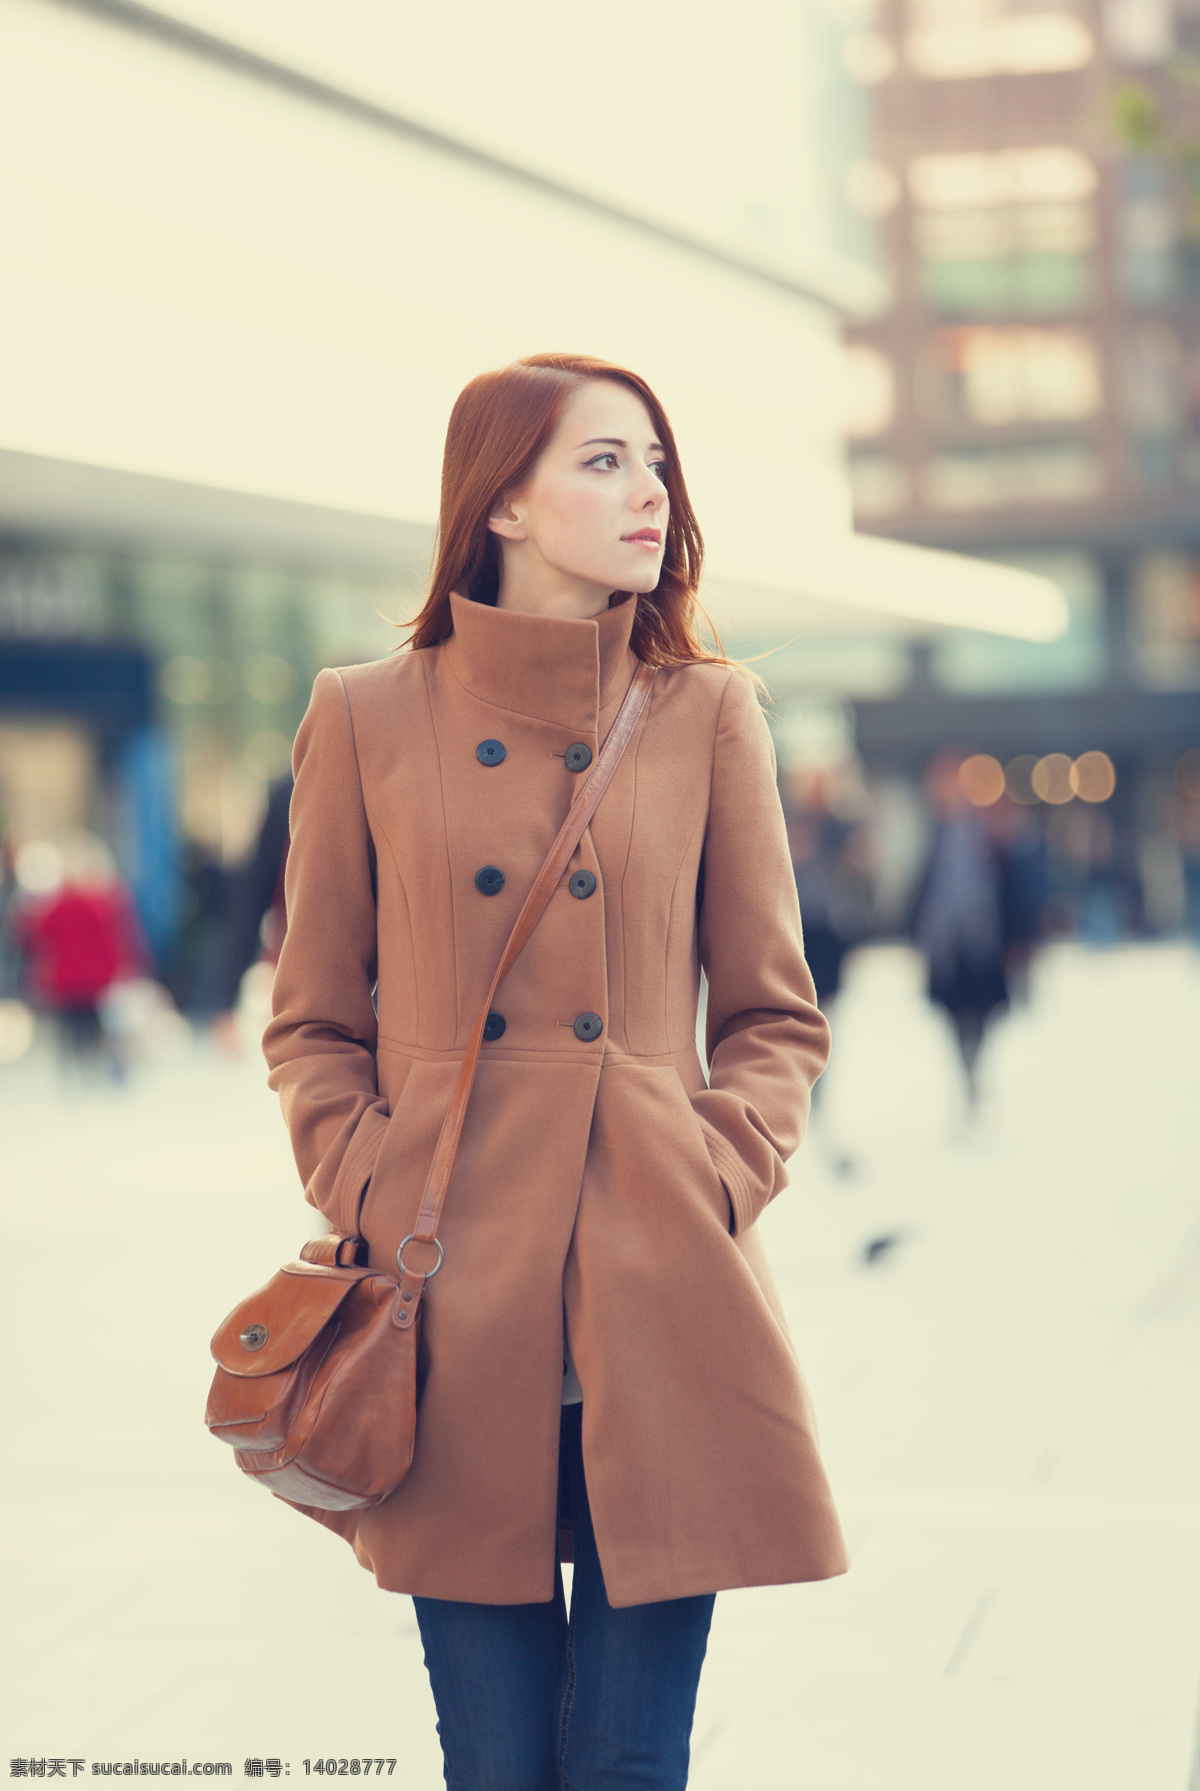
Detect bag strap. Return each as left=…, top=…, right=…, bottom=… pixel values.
left=392, top=659, right=656, bottom=1326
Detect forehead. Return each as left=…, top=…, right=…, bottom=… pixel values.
left=553, top=379, right=660, bottom=444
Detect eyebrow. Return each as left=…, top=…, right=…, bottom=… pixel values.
left=578, top=437, right=667, bottom=452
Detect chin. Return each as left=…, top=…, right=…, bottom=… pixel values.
left=619, top=563, right=666, bottom=596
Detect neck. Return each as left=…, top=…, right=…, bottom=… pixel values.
left=494, top=552, right=613, bottom=621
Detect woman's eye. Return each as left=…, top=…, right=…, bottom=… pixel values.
left=650, top=461, right=668, bottom=483
left=585, top=452, right=619, bottom=472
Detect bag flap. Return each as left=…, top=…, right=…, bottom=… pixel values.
left=210, top=1262, right=370, bottom=1377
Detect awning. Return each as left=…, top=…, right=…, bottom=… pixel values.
left=704, top=532, right=1070, bottom=644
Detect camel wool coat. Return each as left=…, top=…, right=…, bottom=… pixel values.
left=263, top=590, right=848, bottom=1607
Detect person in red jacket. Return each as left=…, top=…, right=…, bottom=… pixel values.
left=17, top=834, right=144, bottom=1067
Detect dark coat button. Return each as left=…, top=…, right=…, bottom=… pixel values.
left=573, top=1012, right=603, bottom=1041
left=569, top=869, right=597, bottom=900
left=483, top=1011, right=506, bottom=1041
left=476, top=739, right=506, bottom=766
left=564, top=743, right=593, bottom=772
left=475, top=865, right=505, bottom=895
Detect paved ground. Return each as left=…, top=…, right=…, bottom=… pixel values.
left=3, top=941, right=1199, bottom=1789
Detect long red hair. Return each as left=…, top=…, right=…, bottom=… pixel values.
left=405, top=353, right=730, bottom=670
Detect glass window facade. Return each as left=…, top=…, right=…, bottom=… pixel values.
left=932, top=550, right=1106, bottom=691
left=0, top=541, right=414, bottom=861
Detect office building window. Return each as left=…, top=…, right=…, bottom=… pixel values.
left=1116, top=158, right=1177, bottom=303
left=910, top=147, right=1097, bottom=313
left=1122, top=319, right=1182, bottom=487
left=905, top=0, right=1094, bottom=80
left=1104, top=0, right=1174, bottom=64
left=1132, top=436, right=1177, bottom=488
left=922, top=442, right=1104, bottom=509
left=844, top=159, right=902, bottom=219
left=841, top=30, right=897, bottom=85
left=1121, top=319, right=1183, bottom=432
left=921, top=326, right=1102, bottom=426
left=1132, top=554, right=1200, bottom=689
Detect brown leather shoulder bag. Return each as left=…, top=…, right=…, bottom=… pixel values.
left=204, top=661, right=656, bottom=1511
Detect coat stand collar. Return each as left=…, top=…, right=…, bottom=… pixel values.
left=443, top=591, right=640, bottom=731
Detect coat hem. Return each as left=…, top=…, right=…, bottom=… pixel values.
left=358, top=1550, right=852, bottom=1607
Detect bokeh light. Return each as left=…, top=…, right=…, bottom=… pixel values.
left=1070, top=751, right=1116, bottom=803
left=160, top=655, right=210, bottom=705
left=242, top=654, right=297, bottom=706
left=1174, top=748, right=1200, bottom=800
left=244, top=730, right=295, bottom=780
left=957, top=753, right=1005, bottom=806
left=0, top=1000, right=35, bottom=1064
left=1004, top=754, right=1039, bottom=805
left=14, top=838, right=65, bottom=894
left=1031, top=753, right=1074, bottom=804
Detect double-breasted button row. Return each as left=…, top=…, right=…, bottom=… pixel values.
left=482, top=1010, right=601, bottom=1044
left=476, top=865, right=595, bottom=900
left=472, top=738, right=599, bottom=1045
left=478, top=738, right=591, bottom=772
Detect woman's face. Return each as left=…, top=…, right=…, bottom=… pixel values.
left=489, top=380, right=670, bottom=616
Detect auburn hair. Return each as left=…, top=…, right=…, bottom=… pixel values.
left=404, top=352, right=733, bottom=671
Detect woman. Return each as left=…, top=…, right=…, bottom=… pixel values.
left=264, top=353, right=848, bottom=1789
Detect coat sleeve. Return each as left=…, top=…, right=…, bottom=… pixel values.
left=691, top=671, right=831, bottom=1236
left=262, top=669, right=390, bottom=1237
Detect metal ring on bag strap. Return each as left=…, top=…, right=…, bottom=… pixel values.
left=397, top=1234, right=444, bottom=1279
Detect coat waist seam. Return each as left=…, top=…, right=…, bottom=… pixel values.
left=375, top=1037, right=698, bottom=1068
left=375, top=1039, right=604, bottom=1066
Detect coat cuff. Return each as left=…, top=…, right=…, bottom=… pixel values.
left=696, top=1117, right=760, bottom=1238
left=320, top=1101, right=390, bottom=1238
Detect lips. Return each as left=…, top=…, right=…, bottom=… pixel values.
left=622, top=529, right=662, bottom=545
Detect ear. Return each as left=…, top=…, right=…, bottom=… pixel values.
left=486, top=494, right=527, bottom=542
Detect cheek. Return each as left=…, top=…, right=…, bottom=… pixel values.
left=539, top=478, right=616, bottom=550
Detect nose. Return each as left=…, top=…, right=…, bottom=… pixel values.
left=631, top=464, right=667, bottom=512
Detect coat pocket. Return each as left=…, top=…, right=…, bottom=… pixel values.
left=668, top=1065, right=736, bottom=1235
left=357, top=1046, right=416, bottom=1248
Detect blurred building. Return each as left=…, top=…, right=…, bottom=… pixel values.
left=0, top=0, right=1075, bottom=994
left=841, top=0, right=1200, bottom=932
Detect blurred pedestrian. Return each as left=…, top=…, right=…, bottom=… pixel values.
left=789, top=800, right=872, bottom=1176
left=789, top=809, right=872, bottom=1011
left=1175, top=792, right=1200, bottom=942
left=983, top=797, right=1047, bottom=1000
left=14, top=832, right=144, bottom=1073
left=912, top=754, right=1015, bottom=1110
left=192, top=773, right=292, bottom=1048
left=0, top=835, right=21, bottom=1000
left=258, top=355, right=846, bottom=1788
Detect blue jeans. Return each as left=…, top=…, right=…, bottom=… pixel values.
left=413, top=1404, right=715, bottom=1790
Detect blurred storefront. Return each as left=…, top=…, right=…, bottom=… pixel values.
left=0, top=538, right=403, bottom=990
